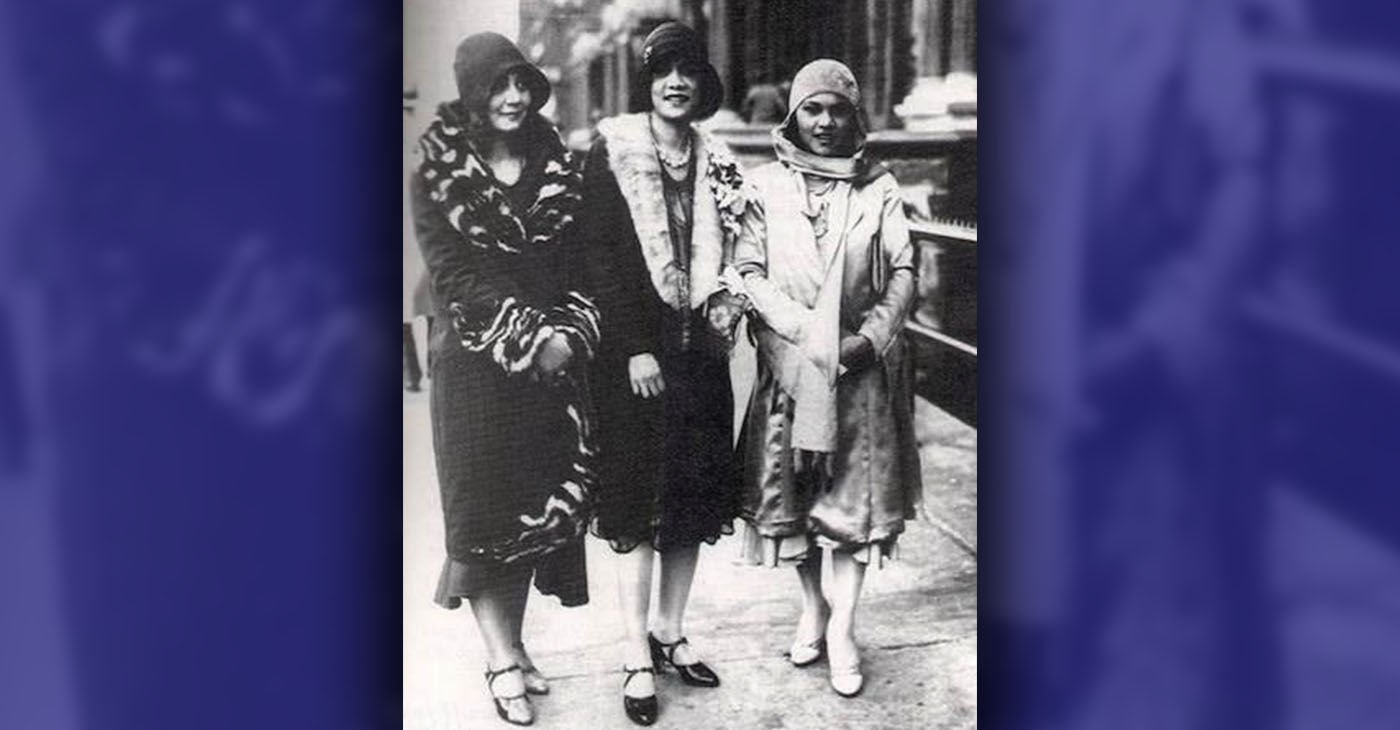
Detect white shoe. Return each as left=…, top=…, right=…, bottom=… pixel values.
left=829, top=662, right=865, bottom=697
left=825, top=627, right=863, bottom=697
left=787, top=637, right=826, bottom=667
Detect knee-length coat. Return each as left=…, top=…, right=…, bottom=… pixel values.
left=576, top=113, right=748, bottom=553
left=412, top=108, right=599, bottom=604
left=735, top=161, right=923, bottom=549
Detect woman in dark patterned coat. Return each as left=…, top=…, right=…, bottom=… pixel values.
left=411, top=33, right=599, bottom=726
left=576, top=22, right=748, bottom=726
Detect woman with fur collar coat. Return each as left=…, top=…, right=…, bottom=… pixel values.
left=576, top=22, right=747, bottom=727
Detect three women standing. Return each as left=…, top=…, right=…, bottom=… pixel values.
left=412, top=33, right=599, bottom=726
left=734, top=60, right=923, bottom=698
left=415, top=28, right=921, bottom=726
left=577, top=22, right=747, bottom=727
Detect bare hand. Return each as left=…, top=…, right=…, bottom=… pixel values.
left=628, top=353, right=665, bottom=399
left=533, top=332, right=574, bottom=380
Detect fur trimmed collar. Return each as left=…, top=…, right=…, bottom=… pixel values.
left=595, top=113, right=745, bottom=309
left=417, top=111, right=581, bottom=255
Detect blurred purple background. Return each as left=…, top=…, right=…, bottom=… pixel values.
left=0, top=0, right=1398, bottom=728
left=0, top=2, right=400, bottom=728
left=984, top=0, right=1400, bottom=728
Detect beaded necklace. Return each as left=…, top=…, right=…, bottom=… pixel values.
left=649, top=115, right=694, bottom=171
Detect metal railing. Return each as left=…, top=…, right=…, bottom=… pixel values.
left=905, top=218, right=977, bottom=426
left=907, top=218, right=977, bottom=360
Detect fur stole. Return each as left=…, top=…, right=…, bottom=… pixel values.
left=595, top=113, right=746, bottom=310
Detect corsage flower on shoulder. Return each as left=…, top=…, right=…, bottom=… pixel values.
left=704, top=139, right=748, bottom=240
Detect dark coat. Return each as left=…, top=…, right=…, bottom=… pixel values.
left=412, top=111, right=598, bottom=604
left=577, top=132, right=742, bottom=553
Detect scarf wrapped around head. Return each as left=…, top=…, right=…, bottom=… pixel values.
left=773, top=59, right=870, bottom=180
left=741, top=60, right=877, bottom=459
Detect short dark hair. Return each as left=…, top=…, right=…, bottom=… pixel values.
left=629, top=53, right=724, bottom=119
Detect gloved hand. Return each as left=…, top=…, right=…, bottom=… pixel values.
left=531, top=331, right=574, bottom=385
left=705, top=290, right=748, bottom=349
left=838, top=334, right=876, bottom=374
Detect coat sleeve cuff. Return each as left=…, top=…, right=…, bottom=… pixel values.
left=545, top=291, right=602, bottom=362
left=448, top=297, right=554, bottom=375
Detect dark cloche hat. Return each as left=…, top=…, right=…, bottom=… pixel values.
left=640, top=22, right=723, bottom=120
left=453, top=32, right=551, bottom=115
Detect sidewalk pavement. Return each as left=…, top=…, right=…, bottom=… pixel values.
left=404, top=370, right=977, bottom=730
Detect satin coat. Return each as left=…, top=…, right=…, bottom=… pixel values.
left=735, top=161, right=923, bottom=548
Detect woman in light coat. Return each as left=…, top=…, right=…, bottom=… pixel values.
left=734, top=59, right=923, bottom=698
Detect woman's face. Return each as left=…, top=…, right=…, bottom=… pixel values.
left=794, top=92, right=857, bottom=157
left=649, top=59, right=702, bottom=123
left=486, top=71, right=532, bottom=134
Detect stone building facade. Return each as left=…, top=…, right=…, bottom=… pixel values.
left=521, top=0, right=975, bottom=137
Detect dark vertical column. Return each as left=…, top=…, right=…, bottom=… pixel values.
left=685, top=0, right=708, bottom=43
left=729, top=0, right=751, bottom=105
left=891, top=0, right=915, bottom=124
left=924, top=0, right=947, bottom=77
left=950, top=0, right=975, bottom=74
left=937, top=0, right=953, bottom=74
left=601, top=52, right=615, bottom=117
left=743, top=0, right=764, bottom=97
left=622, top=36, right=637, bottom=113
left=867, top=0, right=890, bottom=128
left=709, top=0, right=732, bottom=107
left=764, top=1, right=782, bottom=84
left=845, top=0, right=869, bottom=119
left=589, top=57, right=605, bottom=119
left=809, top=0, right=843, bottom=69
left=614, top=43, right=629, bottom=115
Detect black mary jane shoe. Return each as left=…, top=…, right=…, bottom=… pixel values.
left=512, top=642, right=550, bottom=695
left=484, top=664, right=534, bottom=726
left=622, top=665, right=658, bottom=726
left=649, top=634, right=721, bottom=688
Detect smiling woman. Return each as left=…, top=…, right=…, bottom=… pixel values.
left=793, top=93, right=859, bottom=157
left=577, top=21, right=745, bottom=727
left=486, top=72, right=532, bottom=134
left=410, top=31, right=597, bottom=728
left=732, top=59, right=922, bottom=701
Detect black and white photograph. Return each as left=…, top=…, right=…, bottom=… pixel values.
left=403, top=1, right=977, bottom=727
